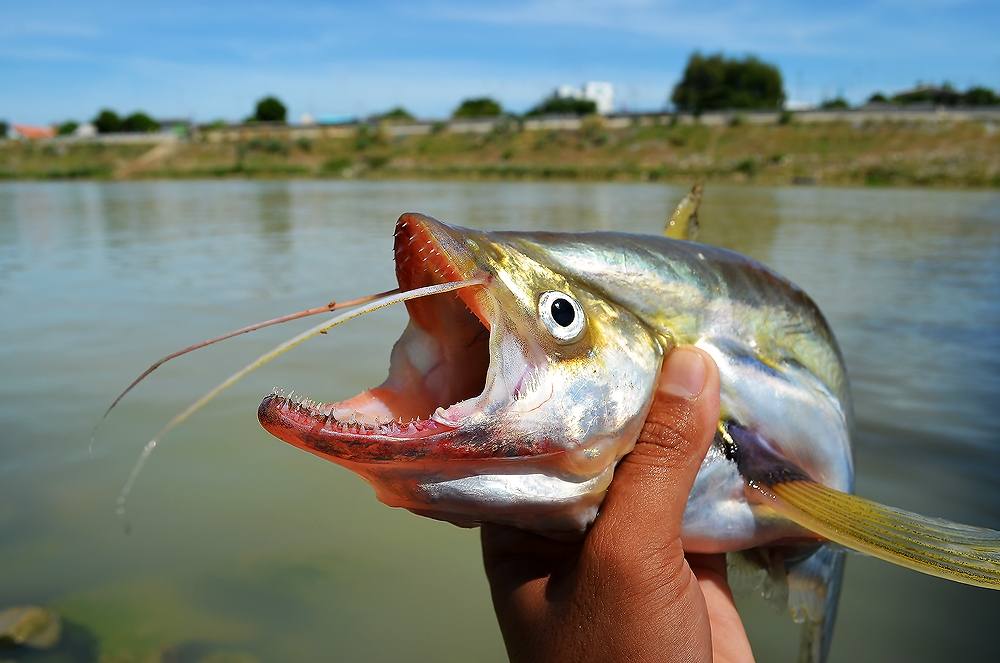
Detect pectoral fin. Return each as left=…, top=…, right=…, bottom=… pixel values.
left=724, top=421, right=1000, bottom=590
left=751, top=479, right=1000, bottom=590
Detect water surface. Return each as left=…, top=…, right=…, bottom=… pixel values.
left=1, top=180, right=997, bottom=661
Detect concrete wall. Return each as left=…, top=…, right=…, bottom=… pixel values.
left=36, top=106, right=999, bottom=146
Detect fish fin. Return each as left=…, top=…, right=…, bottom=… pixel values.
left=787, top=544, right=845, bottom=663
left=752, top=478, right=1000, bottom=590
left=728, top=544, right=844, bottom=663
left=663, top=182, right=703, bottom=240
left=727, top=420, right=1000, bottom=590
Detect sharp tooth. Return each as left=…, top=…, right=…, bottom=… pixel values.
left=406, top=423, right=417, bottom=434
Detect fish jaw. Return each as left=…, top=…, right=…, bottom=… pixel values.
left=258, top=213, right=666, bottom=533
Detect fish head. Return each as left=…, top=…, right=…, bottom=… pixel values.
left=258, top=214, right=666, bottom=534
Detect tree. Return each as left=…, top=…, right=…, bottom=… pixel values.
left=57, top=120, right=79, bottom=136
left=867, top=92, right=888, bottom=104
left=378, top=106, right=414, bottom=122
left=0, top=120, right=8, bottom=139
left=452, top=97, right=503, bottom=118
left=891, top=84, right=961, bottom=106
left=819, top=97, right=849, bottom=110
left=962, top=86, right=999, bottom=106
left=525, top=95, right=597, bottom=117
left=671, top=52, right=785, bottom=113
left=93, top=109, right=122, bottom=133
left=121, top=111, right=159, bottom=133
left=254, top=96, right=287, bottom=123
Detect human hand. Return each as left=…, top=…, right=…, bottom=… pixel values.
left=481, top=346, right=754, bottom=663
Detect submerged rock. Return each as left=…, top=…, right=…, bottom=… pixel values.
left=0, top=605, right=61, bottom=649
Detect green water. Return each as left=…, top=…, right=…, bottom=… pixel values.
left=1, top=181, right=997, bottom=661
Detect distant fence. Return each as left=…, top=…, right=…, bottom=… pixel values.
left=11, top=106, right=1000, bottom=148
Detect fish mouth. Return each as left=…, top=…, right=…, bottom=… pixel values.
left=258, top=213, right=506, bottom=467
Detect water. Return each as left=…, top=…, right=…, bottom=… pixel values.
left=1, top=180, right=997, bottom=661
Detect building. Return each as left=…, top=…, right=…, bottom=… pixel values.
left=10, top=124, right=56, bottom=140
left=554, top=81, right=615, bottom=115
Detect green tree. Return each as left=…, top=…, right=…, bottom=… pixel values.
left=378, top=106, right=415, bottom=122
left=819, top=97, right=849, bottom=110
left=962, top=86, right=999, bottom=106
left=57, top=120, right=79, bottom=135
left=525, top=95, right=597, bottom=117
left=93, top=109, right=122, bottom=134
left=254, top=95, right=287, bottom=123
left=0, top=120, right=9, bottom=138
left=452, top=97, right=503, bottom=118
left=671, top=52, right=785, bottom=113
left=121, top=112, right=160, bottom=133
left=867, top=92, right=888, bottom=104
left=891, top=84, right=961, bottom=106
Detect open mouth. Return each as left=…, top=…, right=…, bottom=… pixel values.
left=258, top=213, right=494, bottom=464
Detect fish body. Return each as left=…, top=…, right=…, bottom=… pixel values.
left=262, top=217, right=849, bottom=537
left=256, top=213, right=998, bottom=662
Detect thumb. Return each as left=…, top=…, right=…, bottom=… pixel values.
left=594, top=345, right=720, bottom=545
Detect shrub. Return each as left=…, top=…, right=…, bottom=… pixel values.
left=254, top=96, right=287, bottom=123
left=452, top=97, right=503, bottom=118
left=525, top=96, right=597, bottom=117
left=671, top=52, right=785, bottom=112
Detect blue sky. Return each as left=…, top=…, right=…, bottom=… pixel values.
left=3, top=0, right=999, bottom=124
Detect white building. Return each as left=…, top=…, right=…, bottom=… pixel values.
left=554, top=81, right=615, bottom=115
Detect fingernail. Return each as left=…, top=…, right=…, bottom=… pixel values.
left=661, top=347, right=708, bottom=399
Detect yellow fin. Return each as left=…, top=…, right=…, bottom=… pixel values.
left=752, top=479, right=1000, bottom=590
left=664, top=182, right=703, bottom=240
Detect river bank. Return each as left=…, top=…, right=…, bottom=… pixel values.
left=2, top=118, right=997, bottom=188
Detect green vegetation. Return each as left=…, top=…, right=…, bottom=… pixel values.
left=820, top=98, right=849, bottom=110
left=0, top=120, right=7, bottom=138
left=92, top=109, right=160, bottom=133
left=671, top=52, right=784, bottom=112
left=377, top=106, right=415, bottom=122
left=57, top=120, right=79, bottom=136
left=452, top=97, right=504, bottom=118
left=121, top=111, right=160, bottom=132
left=253, top=95, right=287, bottom=123
left=93, top=109, right=122, bottom=133
left=3, top=119, right=995, bottom=188
left=868, top=92, right=888, bottom=104
left=525, top=95, right=597, bottom=117
left=959, top=86, right=999, bottom=106
left=889, top=83, right=999, bottom=106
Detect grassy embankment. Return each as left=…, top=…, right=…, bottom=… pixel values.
left=2, top=118, right=998, bottom=187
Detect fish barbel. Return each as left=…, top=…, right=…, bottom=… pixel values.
left=107, top=193, right=999, bottom=663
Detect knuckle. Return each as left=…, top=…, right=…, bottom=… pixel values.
left=634, top=405, right=698, bottom=467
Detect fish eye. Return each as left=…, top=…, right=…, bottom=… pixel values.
left=538, top=291, right=586, bottom=343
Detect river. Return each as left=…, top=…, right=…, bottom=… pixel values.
left=1, top=180, right=997, bottom=661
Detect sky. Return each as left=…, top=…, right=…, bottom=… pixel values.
left=3, top=0, right=999, bottom=125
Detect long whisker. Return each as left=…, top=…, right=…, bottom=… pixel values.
left=116, top=276, right=486, bottom=528
left=92, top=288, right=398, bottom=452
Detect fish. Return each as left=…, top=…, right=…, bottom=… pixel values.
left=107, top=189, right=999, bottom=663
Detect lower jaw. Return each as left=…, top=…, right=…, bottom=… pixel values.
left=258, top=394, right=458, bottom=465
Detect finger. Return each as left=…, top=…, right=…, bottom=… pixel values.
left=594, top=345, right=720, bottom=545
left=480, top=525, right=562, bottom=631
left=688, top=554, right=755, bottom=662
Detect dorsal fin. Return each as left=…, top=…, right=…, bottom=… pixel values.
left=664, top=182, right=703, bottom=240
